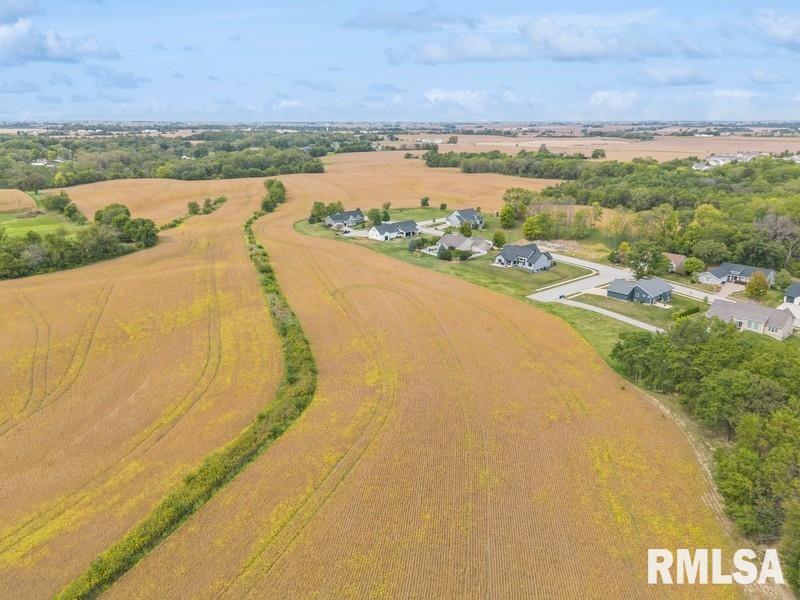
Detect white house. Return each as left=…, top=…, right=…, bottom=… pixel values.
left=445, top=209, right=484, bottom=229
left=698, top=262, right=776, bottom=286
left=367, top=220, right=419, bottom=241
left=493, top=243, right=553, bottom=272
left=325, top=209, right=365, bottom=230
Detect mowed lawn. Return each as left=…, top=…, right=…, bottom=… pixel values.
left=0, top=212, right=84, bottom=237
left=295, top=219, right=592, bottom=299
left=574, top=292, right=708, bottom=327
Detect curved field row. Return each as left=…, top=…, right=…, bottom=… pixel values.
left=0, top=189, right=34, bottom=213
left=107, top=157, right=743, bottom=598
left=0, top=179, right=283, bottom=598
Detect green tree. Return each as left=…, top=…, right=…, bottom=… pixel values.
left=124, top=218, right=159, bottom=248
left=367, top=208, right=383, bottom=227
left=745, top=271, right=769, bottom=298
left=420, top=196, right=430, bottom=207
left=492, top=231, right=506, bottom=248
left=459, top=221, right=473, bottom=237
left=522, top=213, right=553, bottom=241
left=437, top=245, right=452, bottom=261
left=499, top=204, right=515, bottom=229
left=628, top=241, right=670, bottom=279
left=308, top=201, right=327, bottom=223
left=683, top=256, right=705, bottom=277
left=775, top=269, right=793, bottom=291
left=95, top=204, right=131, bottom=227
left=188, top=201, right=201, bottom=215
left=439, top=202, right=447, bottom=211
left=693, top=239, right=730, bottom=265
left=591, top=148, right=606, bottom=159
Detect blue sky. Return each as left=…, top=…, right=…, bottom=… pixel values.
left=2, top=0, right=800, bottom=122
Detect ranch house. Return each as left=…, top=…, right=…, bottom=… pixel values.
left=698, top=262, right=776, bottom=286
left=706, top=300, right=794, bottom=341
left=445, top=208, right=484, bottom=229
left=325, top=209, right=364, bottom=229
left=493, top=243, right=553, bottom=272
left=607, top=278, right=673, bottom=304
left=367, top=220, right=419, bottom=241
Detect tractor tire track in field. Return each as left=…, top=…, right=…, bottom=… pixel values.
left=217, top=243, right=400, bottom=598
left=0, top=246, right=224, bottom=563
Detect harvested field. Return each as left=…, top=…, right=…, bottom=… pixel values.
left=0, top=178, right=283, bottom=598
left=105, top=154, right=745, bottom=598
left=0, top=189, right=34, bottom=213
left=403, top=133, right=800, bottom=162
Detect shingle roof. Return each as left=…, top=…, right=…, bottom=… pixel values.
left=499, top=243, right=543, bottom=262
left=372, top=223, right=398, bottom=235
left=450, top=208, right=482, bottom=224
left=329, top=209, right=363, bottom=222
left=393, top=220, right=418, bottom=233
left=707, top=299, right=793, bottom=329
left=786, top=282, right=800, bottom=298
left=607, top=277, right=673, bottom=298
left=709, top=262, right=775, bottom=279
left=439, top=234, right=490, bottom=252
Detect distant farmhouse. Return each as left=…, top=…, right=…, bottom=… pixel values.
left=706, top=300, right=794, bottom=341
left=445, top=209, right=485, bottom=229
left=698, top=262, right=776, bottom=287
left=607, top=277, right=673, bottom=304
left=367, top=220, right=419, bottom=241
left=692, top=151, right=770, bottom=171
left=428, top=234, right=491, bottom=256
left=325, top=209, right=364, bottom=230
left=493, top=243, right=553, bottom=272
left=663, top=252, right=687, bottom=274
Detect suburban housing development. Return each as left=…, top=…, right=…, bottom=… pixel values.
left=493, top=243, right=554, bottom=272
left=606, top=277, right=674, bottom=304
left=706, top=300, right=795, bottom=341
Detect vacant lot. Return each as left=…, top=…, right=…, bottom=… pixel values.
left=0, top=178, right=282, bottom=597
left=108, top=155, right=743, bottom=598
left=0, top=189, right=35, bottom=213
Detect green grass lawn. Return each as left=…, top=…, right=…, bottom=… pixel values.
left=389, top=206, right=451, bottom=222
left=0, top=212, right=84, bottom=237
left=661, top=272, right=717, bottom=293
left=295, top=219, right=592, bottom=300
left=573, top=292, right=707, bottom=327
left=730, top=287, right=786, bottom=307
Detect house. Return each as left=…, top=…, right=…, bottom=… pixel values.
left=777, top=302, right=800, bottom=329
left=428, top=234, right=491, bottom=256
left=367, top=220, right=419, bottom=241
left=698, top=262, right=776, bottom=286
left=493, top=243, right=553, bottom=272
left=445, top=208, right=484, bottom=229
left=706, top=300, right=794, bottom=341
left=663, top=252, right=687, bottom=274
left=325, top=209, right=365, bottom=230
left=607, top=277, right=673, bottom=304
left=784, top=282, right=800, bottom=304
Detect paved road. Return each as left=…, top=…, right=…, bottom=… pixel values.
left=558, top=299, right=665, bottom=333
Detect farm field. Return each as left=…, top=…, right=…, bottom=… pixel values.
left=105, top=153, right=744, bottom=598
left=0, top=189, right=35, bottom=213
left=402, top=133, right=800, bottom=161
left=0, top=177, right=283, bottom=597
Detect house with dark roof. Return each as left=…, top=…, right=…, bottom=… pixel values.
left=784, top=282, right=800, bottom=305
left=698, top=262, right=776, bottom=286
left=445, top=208, right=484, bottom=229
left=706, top=300, right=794, bottom=341
left=493, top=243, right=553, bottom=272
left=325, top=209, right=364, bottom=229
left=607, top=278, right=673, bottom=304
left=367, top=220, right=419, bottom=241
left=428, top=233, right=492, bottom=256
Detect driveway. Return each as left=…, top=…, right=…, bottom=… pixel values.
left=557, top=299, right=665, bottom=333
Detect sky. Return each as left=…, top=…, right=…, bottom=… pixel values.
left=2, top=0, right=800, bottom=122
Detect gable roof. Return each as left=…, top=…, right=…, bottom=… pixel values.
left=663, top=252, right=686, bottom=267
left=371, top=220, right=418, bottom=235
left=707, top=299, right=793, bottom=329
left=708, top=262, right=775, bottom=280
left=498, top=243, right=549, bottom=263
left=786, top=282, right=800, bottom=298
left=450, top=208, right=483, bottom=223
left=328, top=208, right=363, bottom=222
left=372, top=223, right=398, bottom=235
left=439, top=233, right=490, bottom=252
left=608, top=277, right=673, bottom=298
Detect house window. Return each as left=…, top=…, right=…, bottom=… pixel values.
left=748, top=320, right=759, bottom=330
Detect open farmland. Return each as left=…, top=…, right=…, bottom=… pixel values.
left=0, top=178, right=283, bottom=597
left=0, top=189, right=35, bottom=213
left=403, top=133, right=800, bottom=161
left=104, top=153, right=745, bottom=598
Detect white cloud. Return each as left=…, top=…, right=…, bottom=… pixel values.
left=711, top=88, right=757, bottom=100
left=343, top=6, right=475, bottom=33
left=639, top=65, right=711, bottom=86
left=588, top=90, right=640, bottom=112
left=416, top=33, right=529, bottom=64
left=423, top=88, right=487, bottom=111
left=273, top=98, right=301, bottom=110
left=755, top=10, right=800, bottom=51
left=0, top=18, right=118, bottom=66
left=0, top=0, right=39, bottom=24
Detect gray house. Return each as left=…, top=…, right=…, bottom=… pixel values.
left=325, top=209, right=364, bottom=229
left=698, top=262, right=776, bottom=286
left=493, top=243, right=553, bottom=272
left=607, top=278, right=673, bottom=304
left=445, top=208, right=484, bottom=229
left=785, top=282, right=800, bottom=305
left=706, top=300, right=794, bottom=341
left=431, top=233, right=492, bottom=255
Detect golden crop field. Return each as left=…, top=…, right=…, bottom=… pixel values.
left=0, top=189, right=35, bottom=213
left=97, top=153, right=745, bottom=599
left=0, top=178, right=283, bottom=597
left=402, top=133, right=800, bottom=162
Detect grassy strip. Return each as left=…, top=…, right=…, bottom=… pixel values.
left=57, top=209, right=316, bottom=600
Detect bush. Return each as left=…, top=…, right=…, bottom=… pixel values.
left=420, top=196, right=429, bottom=207
left=188, top=201, right=201, bottom=215
left=492, top=231, right=506, bottom=248
left=437, top=245, right=452, bottom=261
left=439, top=203, right=447, bottom=210
left=455, top=249, right=471, bottom=261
